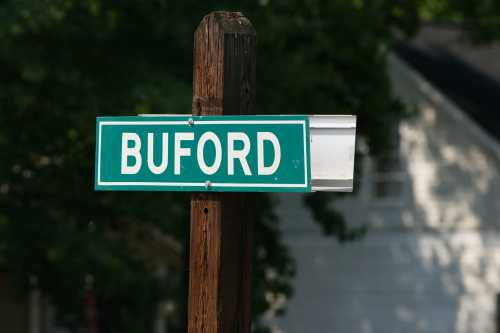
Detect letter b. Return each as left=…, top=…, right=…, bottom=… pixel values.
left=121, top=133, right=142, bottom=174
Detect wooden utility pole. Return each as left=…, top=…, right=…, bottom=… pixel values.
left=188, top=11, right=256, bottom=333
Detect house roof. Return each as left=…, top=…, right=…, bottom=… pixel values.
left=394, top=23, right=500, bottom=141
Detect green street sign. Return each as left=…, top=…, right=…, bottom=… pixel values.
left=95, top=115, right=311, bottom=192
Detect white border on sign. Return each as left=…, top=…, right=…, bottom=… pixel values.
left=97, top=120, right=309, bottom=189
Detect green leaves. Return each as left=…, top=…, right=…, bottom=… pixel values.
left=419, top=0, right=500, bottom=43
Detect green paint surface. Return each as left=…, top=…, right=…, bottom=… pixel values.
left=95, top=115, right=311, bottom=192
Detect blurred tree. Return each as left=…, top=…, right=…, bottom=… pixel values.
left=419, top=0, right=500, bottom=42
left=0, top=0, right=420, bottom=332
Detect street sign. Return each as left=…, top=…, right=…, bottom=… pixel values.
left=93, top=12, right=358, bottom=333
left=95, top=115, right=311, bottom=192
left=95, top=114, right=357, bottom=192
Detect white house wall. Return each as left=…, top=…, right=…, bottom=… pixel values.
left=268, top=54, right=500, bottom=333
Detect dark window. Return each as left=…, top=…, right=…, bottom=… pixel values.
left=372, top=153, right=406, bottom=202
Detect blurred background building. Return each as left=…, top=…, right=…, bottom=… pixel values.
left=269, top=23, right=500, bottom=333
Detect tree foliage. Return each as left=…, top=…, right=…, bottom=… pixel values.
left=0, top=0, right=455, bottom=332
left=419, top=0, right=500, bottom=42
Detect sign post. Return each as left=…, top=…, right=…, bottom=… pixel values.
left=94, top=10, right=357, bottom=333
left=188, top=12, right=256, bottom=333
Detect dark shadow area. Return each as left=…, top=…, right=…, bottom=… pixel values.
left=395, top=42, right=500, bottom=141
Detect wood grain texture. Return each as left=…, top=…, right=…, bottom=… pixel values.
left=188, top=11, right=256, bottom=333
